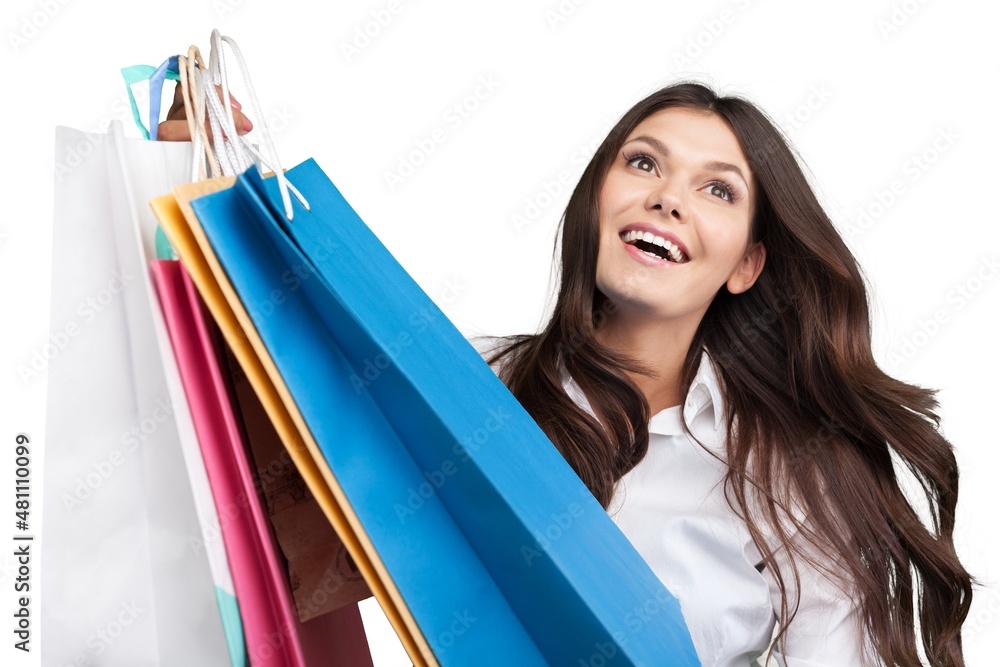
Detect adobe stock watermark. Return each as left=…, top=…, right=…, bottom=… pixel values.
left=189, top=445, right=305, bottom=556
left=349, top=277, right=468, bottom=394
left=384, top=75, right=501, bottom=192
left=556, top=294, right=622, bottom=359
left=60, top=396, right=176, bottom=512
left=340, top=0, right=413, bottom=62
left=577, top=639, right=620, bottom=667
left=511, top=114, right=619, bottom=234
left=511, top=169, right=576, bottom=235
left=247, top=620, right=296, bottom=665
left=786, top=417, right=844, bottom=467
left=876, top=0, right=931, bottom=40
left=964, top=588, right=1000, bottom=646
left=393, top=405, right=514, bottom=523
left=576, top=587, right=680, bottom=666
left=82, top=600, right=145, bottom=659
left=213, top=0, right=249, bottom=20
left=544, top=0, right=589, bottom=30
left=7, top=0, right=72, bottom=54
left=888, top=253, right=998, bottom=369
left=430, top=610, right=478, bottom=656
left=259, top=105, right=296, bottom=137
left=778, top=84, right=833, bottom=139
left=666, top=0, right=754, bottom=73
left=744, top=83, right=835, bottom=179
left=296, top=559, right=357, bottom=619
left=245, top=233, right=341, bottom=324
left=520, top=501, right=585, bottom=566
left=53, top=129, right=110, bottom=182
left=17, top=269, right=135, bottom=385
left=510, top=83, right=831, bottom=237
left=254, top=446, right=297, bottom=494
left=0, top=554, right=16, bottom=588
left=188, top=490, right=252, bottom=556
left=701, top=287, right=801, bottom=370
left=53, top=85, right=154, bottom=181
left=848, top=126, right=959, bottom=238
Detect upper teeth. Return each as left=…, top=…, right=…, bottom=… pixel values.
left=621, top=229, right=687, bottom=263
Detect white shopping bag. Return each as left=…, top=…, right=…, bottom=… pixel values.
left=42, top=121, right=236, bottom=666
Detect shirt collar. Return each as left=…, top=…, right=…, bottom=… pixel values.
left=683, top=348, right=725, bottom=434
left=560, top=348, right=725, bottom=436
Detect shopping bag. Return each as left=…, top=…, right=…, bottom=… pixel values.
left=184, top=160, right=701, bottom=665
left=151, top=259, right=373, bottom=665
left=154, top=178, right=436, bottom=665
left=217, top=333, right=374, bottom=625
left=42, top=123, right=233, bottom=665
left=153, top=179, right=430, bottom=663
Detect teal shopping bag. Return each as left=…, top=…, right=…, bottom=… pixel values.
left=190, top=160, right=701, bottom=666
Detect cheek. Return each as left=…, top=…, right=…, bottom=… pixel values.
left=599, top=173, right=636, bottom=219
left=698, top=214, right=751, bottom=264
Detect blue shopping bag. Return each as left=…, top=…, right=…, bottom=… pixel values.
left=190, top=160, right=700, bottom=666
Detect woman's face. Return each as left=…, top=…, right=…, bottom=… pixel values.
left=595, top=106, right=765, bottom=329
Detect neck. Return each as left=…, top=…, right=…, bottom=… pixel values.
left=594, top=309, right=700, bottom=415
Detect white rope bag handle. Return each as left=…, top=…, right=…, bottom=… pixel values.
left=177, top=46, right=222, bottom=182
left=204, top=29, right=309, bottom=220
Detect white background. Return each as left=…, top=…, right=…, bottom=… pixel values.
left=1, top=0, right=998, bottom=664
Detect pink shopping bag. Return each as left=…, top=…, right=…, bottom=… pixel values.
left=152, top=258, right=373, bottom=666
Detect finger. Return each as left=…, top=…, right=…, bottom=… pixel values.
left=157, top=119, right=194, bottom=142
left=158, top=96, right=252, bottom=141
left=213, top=84, right=243, bottom=112
left=158, top=112, right=249, bottom=141
left=207, top=84, right=252, bottom=134
left=231, top=107, right=253, bottom=134
left=165, top=81, right=187, bottom=121
left=227, top=89, right=242, bottom=111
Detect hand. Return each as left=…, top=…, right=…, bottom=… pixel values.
left=156, top=81, right=254, bottom=141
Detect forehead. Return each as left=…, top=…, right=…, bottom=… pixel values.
left=626, top=107, right=751, bottom=176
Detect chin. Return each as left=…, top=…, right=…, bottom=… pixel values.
left=599, top=291, right=684, bottom=320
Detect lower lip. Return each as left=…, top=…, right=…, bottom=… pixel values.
left=621, top=238, right=683, bottom=267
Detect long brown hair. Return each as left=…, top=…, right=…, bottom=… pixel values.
left=485, top=82, right=972, bottom=666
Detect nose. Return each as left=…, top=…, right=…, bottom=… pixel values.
left=645, top=178, right=684, bottom=221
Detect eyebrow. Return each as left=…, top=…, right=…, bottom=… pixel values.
left=623, top=135, right=749, bottom=189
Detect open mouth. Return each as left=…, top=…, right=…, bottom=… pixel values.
left=620, top=230, right=689, bottom=263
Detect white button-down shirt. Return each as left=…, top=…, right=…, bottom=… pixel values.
left=471, top=337, right=875, bottom=666
left=562, top=349, right=875, bottom=666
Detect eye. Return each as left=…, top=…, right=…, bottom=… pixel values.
left=701, top=180, right=736, bottom=203
left=624, top=151, right=657, bottom=174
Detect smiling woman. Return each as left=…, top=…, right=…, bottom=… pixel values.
left=478, top=82, right=973, bottom=666
left=594, top=107, right=765, bottom=416
left=156, top=74, right=973, bottom=665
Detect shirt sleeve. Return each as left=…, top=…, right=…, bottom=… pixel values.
left=760, top=521, right=880, bottom=667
